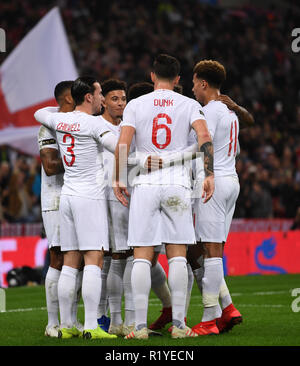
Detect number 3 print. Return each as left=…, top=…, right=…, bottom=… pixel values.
left=63, top=133, right=76, bottom=167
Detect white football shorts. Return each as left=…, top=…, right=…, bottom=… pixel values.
left=128, top=184, right=196, bottom=247
left=194, top=175, right=240, bottom=243
left=108, top=199, right=131, bottom=253
left=42, top=210, right=60, bottom=248
left=59, top=194, right=109, bottom=252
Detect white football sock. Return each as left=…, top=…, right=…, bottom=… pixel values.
left=131, top=259, right=151, bottom=330
left=97, top=256, right=111, bottom=318
left=193, top=255, right=204, bottom=294
left=151, top=261, right=171, bottom=308
left=168, top=256, right=188, bottom=329
left=58, top=265, right=78, bottom=328
left=45, top=266, right=60, bottom=327
left=107, top=258, right=126, bottom=326
left=123, top=255, right=135, bottom=326
left=201, top=258, right=223, bottom=322
left=71, top=269, right=83, bottom=325
left=82, top=265, right=102, bottom=330
left=185, top=263, right=194, bottom=318
left=219, top=278, right=233, bottom=309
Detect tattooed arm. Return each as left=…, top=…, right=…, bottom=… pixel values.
left=192, top=119, right=215, bottom=203
left=200, top=141, right=214, bottom=177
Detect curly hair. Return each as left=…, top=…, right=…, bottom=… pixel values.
left=193, top=60, right=226, bottom=89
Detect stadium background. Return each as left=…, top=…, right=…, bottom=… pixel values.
left=0, top=0, right=300, bottom=287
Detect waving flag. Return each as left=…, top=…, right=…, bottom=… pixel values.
left=0, top=7, right=78, bottom=155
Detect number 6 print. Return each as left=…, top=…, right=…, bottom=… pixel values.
left=63, top=133, right=76, bottom=166
left=152, top=113, right=172, bottom=149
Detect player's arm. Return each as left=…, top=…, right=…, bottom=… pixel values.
left=34, top=107, right=59, bottom=128
left=192, top=119, right=214, bottom=203
left=113, top=126, right=135, bottom=207
left=40, top=148, right=64, bottom=176
left=216, top=94, right=254, bottom=129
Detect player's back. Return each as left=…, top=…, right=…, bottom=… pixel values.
left=50, top=110, right=108, bottom=199
left=122, top=89, right=204, bottom=187
left=203, top=100, right=239, bottom=177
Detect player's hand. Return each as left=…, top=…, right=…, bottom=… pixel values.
left=145, top=155, right=163, bottom=171
left=113, top=181, right=130, bottom=207
left=201, top=175, right=215, bottom=203
left=216, top=94, right=238, bottom=111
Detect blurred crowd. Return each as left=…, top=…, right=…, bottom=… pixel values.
left=0, top=0, right=300, bottom=221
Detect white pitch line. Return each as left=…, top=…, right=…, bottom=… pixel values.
left=1, top=289, right=288, bottom=314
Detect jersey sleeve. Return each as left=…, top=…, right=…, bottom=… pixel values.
left=190, top=100, right=206, bottom=126
left=34, top=107, right=58, bottom=129
left=120, top=100, right=137, bottom=129
left=202, top=104, right=219, bottom=140
left=38, top=126, right=58, bottom=151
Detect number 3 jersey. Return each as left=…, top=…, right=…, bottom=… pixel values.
left=121, top=89, right=205, bottom=188
left=35, top=108, right=110, bottom=200
left=38, top=126, right=63, bottom=211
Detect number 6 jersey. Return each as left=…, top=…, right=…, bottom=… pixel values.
left=121, top=89, right=206, bottom=188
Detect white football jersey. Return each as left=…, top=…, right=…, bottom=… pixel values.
left=38, top=126, right=63, bottom=211
left=195, top=100, right=239, bottom=180
left=36, top=109, right=110, bottom=199
left=121, top=89, right=206, bottom=188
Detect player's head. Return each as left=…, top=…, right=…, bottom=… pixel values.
left=151, top=54, right=180, bottom=86
left=127, top=82, right=154, bottom=101
left=192, top=60, right=226, bottom=104
left=54, top=80, right=75, bottom=110
left=101, top=79, right=127, bottom=121
left=71, top=76, right=104, bottom=115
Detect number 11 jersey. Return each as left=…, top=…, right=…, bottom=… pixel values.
left=121, top=89, right=206, bottom=188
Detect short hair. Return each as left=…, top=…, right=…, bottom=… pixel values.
left=54, top=80, right=74, bottom=102
left=153, top=54, right=180, bottom=81
left=173, top=84, right=183, bottom=94
left=193, top=60, right=226, bottom=89
left=127, top=82, right=154, bottom=101
left=101, top=78, right=127, bottom=97
left=71, top=76, right=98, bottom=106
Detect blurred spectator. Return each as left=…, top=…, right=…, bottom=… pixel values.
left=0, top=0, right=299, bottom=219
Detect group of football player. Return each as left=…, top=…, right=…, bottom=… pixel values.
left=35, top=53, right=254, bottom=340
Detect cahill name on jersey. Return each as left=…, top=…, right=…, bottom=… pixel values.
left=121, top=89, right=205, bottom=188
left=36, top=110, right=110, bottom=199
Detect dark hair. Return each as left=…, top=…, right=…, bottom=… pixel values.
left=54, top=80, right=74, bottom=102
left=193, top=60, right=226, bottom=89
left=153, top=54, right=180, bottom=80
left=101, top=78, right=127, bottom=97
left=173, top=84, right=183, bottom=94
left=71, top=76, right=98, bottom=105
left=128, top=82, right=154, bottom=101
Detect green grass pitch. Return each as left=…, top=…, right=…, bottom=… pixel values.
left=1, top=274, right=300, bottom=346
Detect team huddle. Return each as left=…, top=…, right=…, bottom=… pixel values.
left=34, top=54, right=254, bottom=340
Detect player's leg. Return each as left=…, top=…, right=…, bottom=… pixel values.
left=161, top=186, right=198, bottom=338
left=125, top=185, right=161, bottom=339
left=107, top=200, right=132, bottom=335
left=107, top=251, right=126, bottom=334
left=149, top=248, right=172, bottom=330
left=122, top=251, right=135, bottom=334
left=43, top=210, right=63, bottom=337
left=97, top=250, right=111, bottom=331
left=72, top=196, right=116, bottom=339
left=217, top=176, right=242, bottom=332
left=44, top=247, right=63, bottom=336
